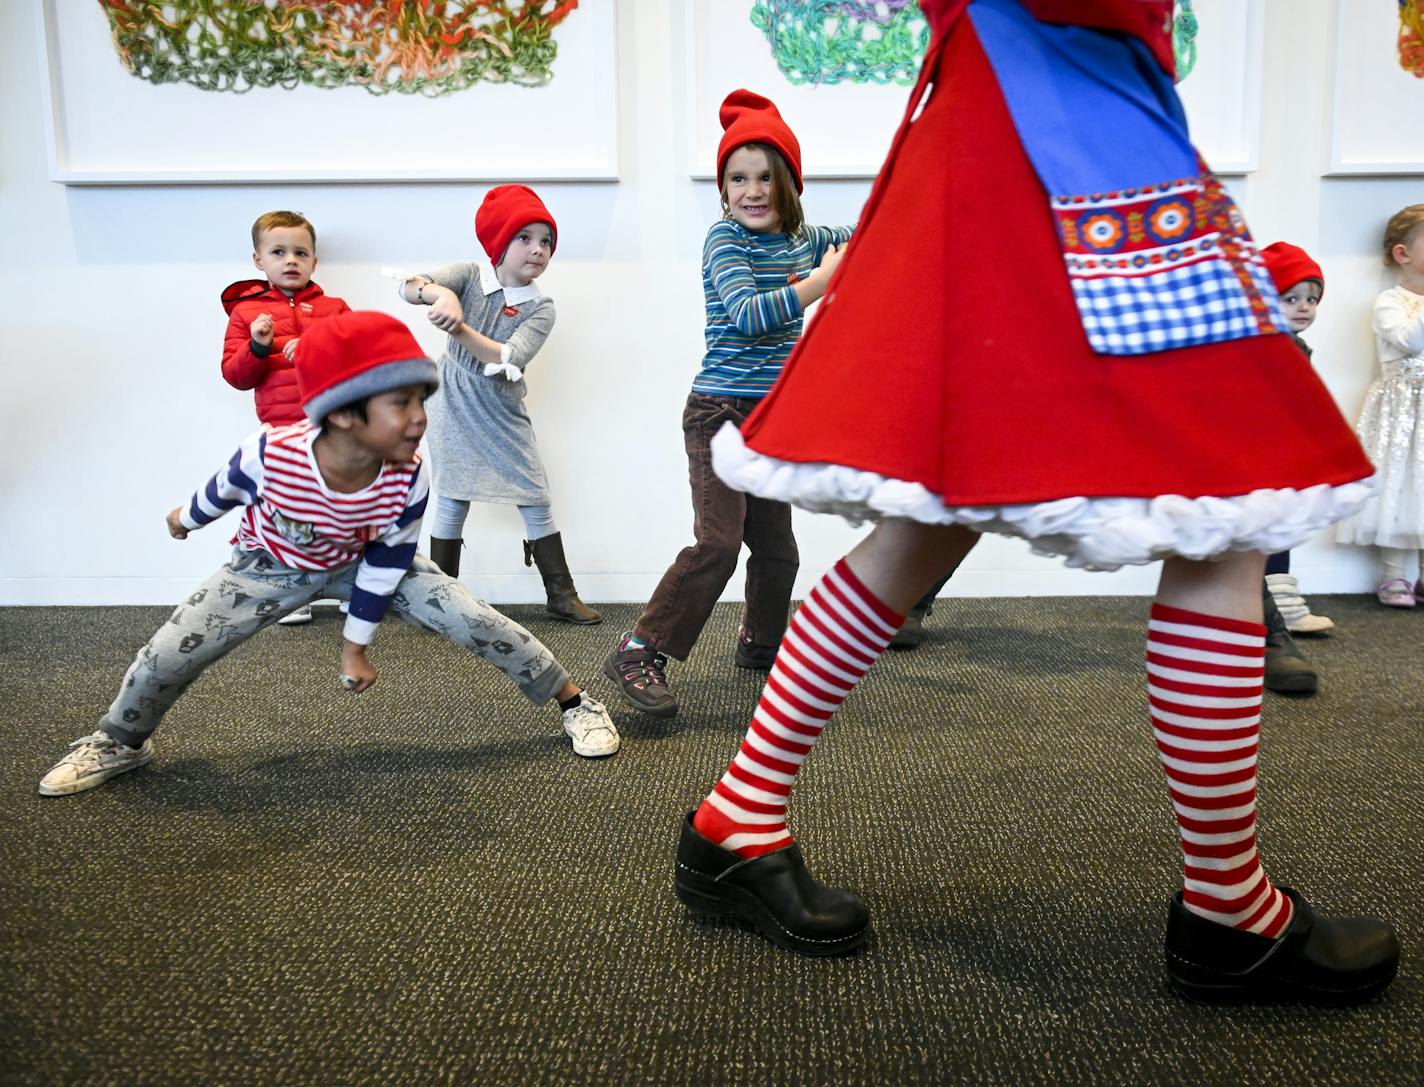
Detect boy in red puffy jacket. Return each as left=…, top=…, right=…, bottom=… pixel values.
left=222, top=210, right=350, bottom=426
left=222, top=210, right=350, bottom=624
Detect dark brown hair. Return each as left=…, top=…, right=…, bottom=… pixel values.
left=1383, top=204, right=1424, bottom=268
left=251, top=210, right=316, bottom=251
left=720, top=142, right=804, bottom=236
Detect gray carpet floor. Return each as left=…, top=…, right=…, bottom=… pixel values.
left=0, top=596, right=1419, bottom=1086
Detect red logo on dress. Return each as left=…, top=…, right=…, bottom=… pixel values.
left=502, top=305, right=520, bottom=317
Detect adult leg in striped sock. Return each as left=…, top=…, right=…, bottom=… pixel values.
left=691, top=556, right=904, bottom=858
left=1147, top=602, right=1292, bottom=936
left=1154, top=554, right=1399, bottom=1004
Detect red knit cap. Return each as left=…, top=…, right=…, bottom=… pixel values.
left=717, top=89, right=803, bottom=194
left=475, top=184, right=558, bottom=266
left=1261, top=241, right=1325, bottom=299
left=297, top=311, right=439, bottom=423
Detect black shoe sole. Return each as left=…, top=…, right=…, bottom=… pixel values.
left=1166, top=963, right=1398, bottom=1006
left=601, top=656, right=679, bottom=718
left=1265, top=677, right=1318, bottom=695
left=548, top=608, right=602, bottom=625
left=675, top=865, right=868, bottom=957
left=732, top=653, right=774, bottom=672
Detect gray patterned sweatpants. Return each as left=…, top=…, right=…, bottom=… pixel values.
left=100, top=547, right=570, bottom=747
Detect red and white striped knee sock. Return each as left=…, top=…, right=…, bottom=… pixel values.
left=1147, top=603, right=1293, bottom=937
left=692, top=557, right=904, bottom=859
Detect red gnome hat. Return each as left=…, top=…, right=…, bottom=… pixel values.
left=1261, top=241, right=1325, bottom=299
left=717, top=89, right=803, bottom=193
left=475, top=184, right=558, bottom=266
left=297, top=310, right=439, bottom=423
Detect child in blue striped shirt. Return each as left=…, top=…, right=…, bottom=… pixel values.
left=603, top=90, right=852, bottom=719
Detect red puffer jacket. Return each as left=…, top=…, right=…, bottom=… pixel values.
left=221, top=279, right=350, bottom=425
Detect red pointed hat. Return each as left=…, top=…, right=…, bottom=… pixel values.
left=1261, top=241, right=1325, bottom=298
left=717, top=89, right=803, bottom=193
left=475, top=184, right=558, bottom=265
left=298, top=310, right=438, bottom=422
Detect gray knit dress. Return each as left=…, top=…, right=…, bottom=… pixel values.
left=422, top=261, right=556, bottom=505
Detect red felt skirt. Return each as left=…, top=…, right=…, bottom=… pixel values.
left=713, top=13, right=1375, bottom=570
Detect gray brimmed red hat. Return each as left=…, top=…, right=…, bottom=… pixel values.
left=297, top=310, right=439, bottom=423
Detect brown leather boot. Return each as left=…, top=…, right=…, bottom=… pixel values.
left=524, top=533, right=601, bottom=624
left=429, top=537, right=462, bottom=578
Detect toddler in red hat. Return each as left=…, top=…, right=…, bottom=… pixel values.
left=601, top=88, right=856, bottom=720
left=37, top=310, right=620, bottom=798
left=394, top=185, right=599, bottom=626
left=1256, top=241, right=1335, bottom=642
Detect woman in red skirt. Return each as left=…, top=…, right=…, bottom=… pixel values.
left=673, top=0, right=1400, bottom=1003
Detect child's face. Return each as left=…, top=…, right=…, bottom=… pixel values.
left=1279, top=279, right=1321, bottom=332
left=252, top=225, right=317, bottom=292
left=497, top=223, right=554, bottom=285
left=722, top=146, right=782, bottom=233
left=344, top=385, right=428, bottom=463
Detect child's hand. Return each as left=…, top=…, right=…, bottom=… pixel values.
left=427, top=294, right=463, bottom=333
left=815, top=243, right=846, bottom=283
left=339, top=641, right=377, bottom=693
left=166, top=506, right=189, bottom=540
left=251, top=313, right=275, bottom=345
left=283, top=337, right=299, bottom=361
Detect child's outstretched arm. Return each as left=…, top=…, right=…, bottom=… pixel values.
left=170, top=430, right=267, bottom=537
left=338, top=460, right=430, bottom=693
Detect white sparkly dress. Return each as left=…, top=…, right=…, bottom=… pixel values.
left=1337, top=285, right=1424, bottom=550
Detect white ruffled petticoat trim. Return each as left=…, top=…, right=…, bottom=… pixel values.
left=711, top=423, right=1378, bottom=572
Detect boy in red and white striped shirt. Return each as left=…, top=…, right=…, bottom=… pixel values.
left=39, top=312, right=619, bottom=797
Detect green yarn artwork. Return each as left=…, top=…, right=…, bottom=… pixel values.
left=98, top=0, right=581, bottom=95
left=1173, top=0, right=1198, bottom=82
left=749, top=0, right=929, bottom=86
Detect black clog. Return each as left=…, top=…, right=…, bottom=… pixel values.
left=1165, top=887, right=1400, bottom=1005
left=675, top=812, right=869, bottom=956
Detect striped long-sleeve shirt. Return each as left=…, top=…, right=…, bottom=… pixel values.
left=177, top=421, right=429, bottom=646
left=691, top=219, right=854, bottom=399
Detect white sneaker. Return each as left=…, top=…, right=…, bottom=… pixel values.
left=277, top=604, right=314, bottom=626
left=38, top=731, right=153, bottom=796
left=562, top=695, right=620, bottom=758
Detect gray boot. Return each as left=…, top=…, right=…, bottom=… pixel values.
left=524, top=533, right=601, bottom=625
left=1263, top=583, right=1317, bottom=695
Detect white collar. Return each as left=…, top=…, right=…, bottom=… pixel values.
left=478, top=261, right=543, bottom=305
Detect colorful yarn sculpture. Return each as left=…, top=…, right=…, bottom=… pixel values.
left=749, top=0, right=929, bottom=86
left=97, top=0, right=581, bottom=95
left=1401, top=0, right=1424, bottom=77
left=1173, top=0, right=1198, bottom=82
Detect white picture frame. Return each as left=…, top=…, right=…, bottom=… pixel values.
left=684, top=0, right=1263, bottom=181
left=35, top=0, right=620, bottom=185
left=1327, top=0, right=1424, bottom=175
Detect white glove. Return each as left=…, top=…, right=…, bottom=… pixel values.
left=482, top=361, right=524, bottom=383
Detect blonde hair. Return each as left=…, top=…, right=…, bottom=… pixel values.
left=252, top=210, right=316, bottom=251
left=720, top=143, right=804, bottom=236
left=1382, top=204, right=1424, bottom=267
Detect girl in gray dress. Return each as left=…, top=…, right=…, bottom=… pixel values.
left=399, top=185, right=599, bottom=625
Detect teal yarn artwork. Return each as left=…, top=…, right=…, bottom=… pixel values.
left=750, top=1, right=929, bottom=86
left=1174, top=0, right=1199, bottom=81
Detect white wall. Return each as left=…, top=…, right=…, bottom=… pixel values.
left=1, top=0, right=1416, bottom=606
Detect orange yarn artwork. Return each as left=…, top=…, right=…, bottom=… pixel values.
left=97, top=0, right=581, bottom=94
left=1401, top=0, right=1424, bottom=77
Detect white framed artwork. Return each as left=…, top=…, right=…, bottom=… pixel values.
left=1327, top=0, right=1424, bottom=174
left=35, top=0, right=620, bottom=185
left=684, top=0, right=1263, bottom=182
